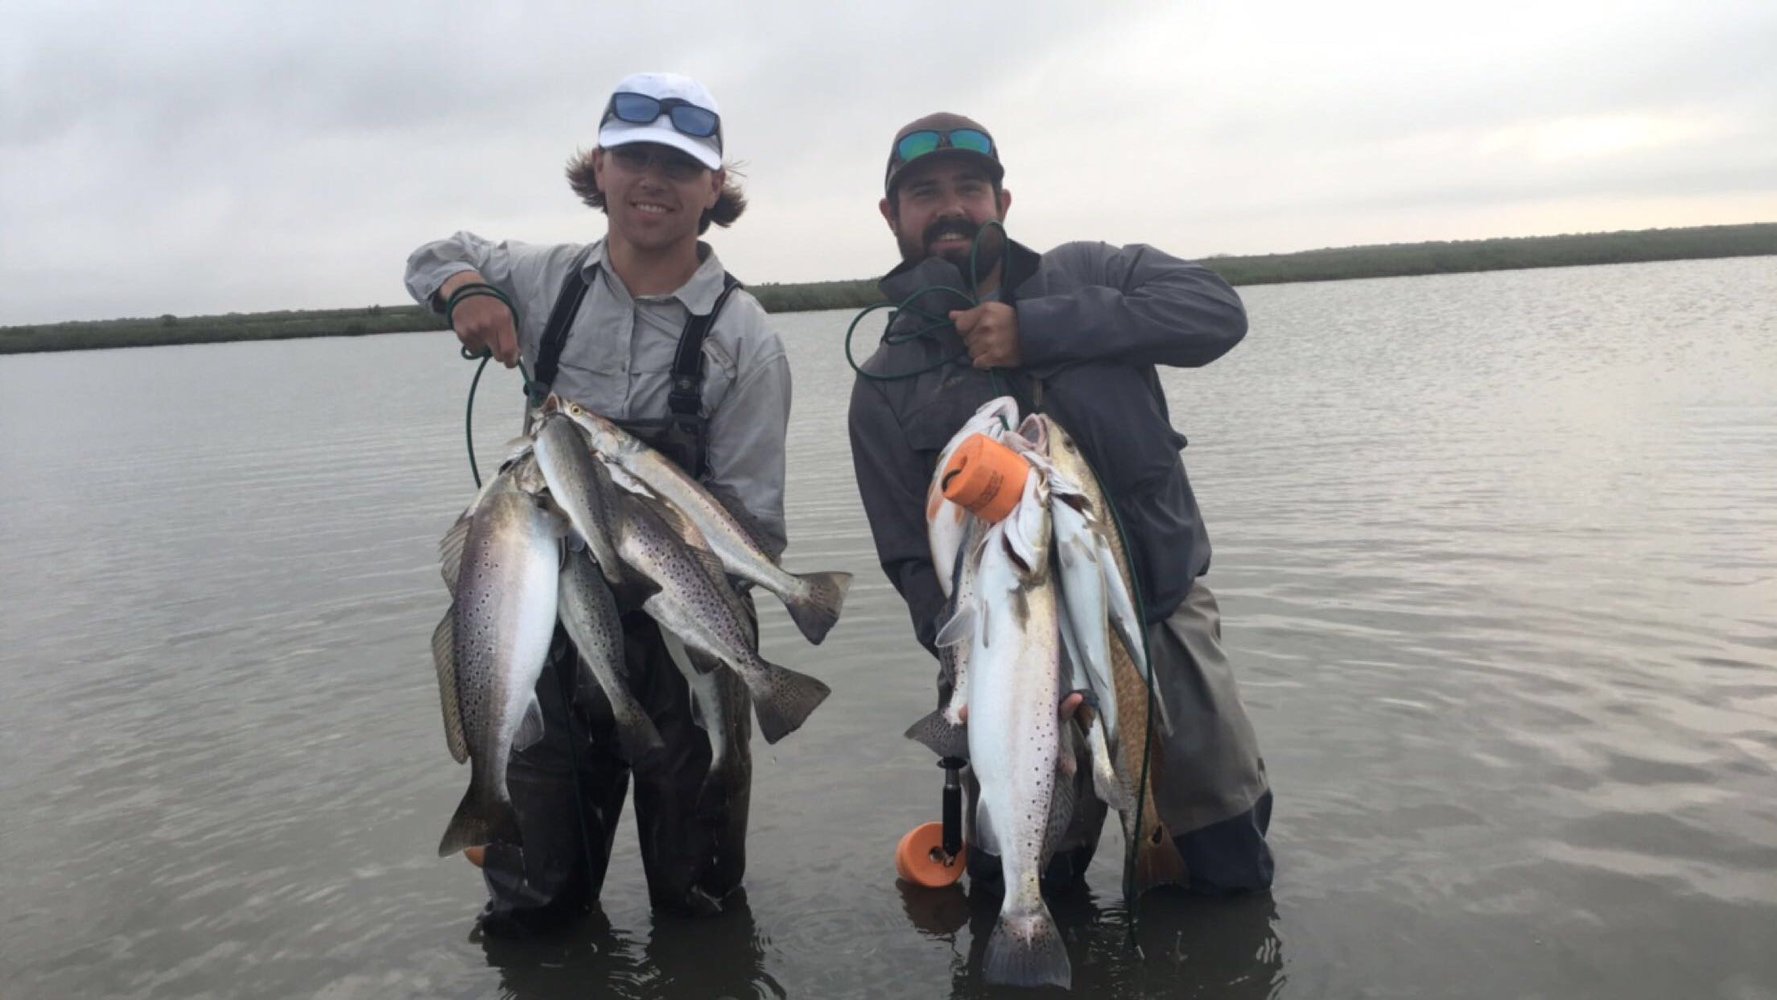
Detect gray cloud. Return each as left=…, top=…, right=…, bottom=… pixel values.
left=1, top=0, right=1772, bottom=325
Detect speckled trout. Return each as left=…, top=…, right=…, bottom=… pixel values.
left=610, top=488, right=829, bottom=744
left=431, top=477, right=565, bottom=857
left=964, top=470, right=1072, bottom=989
left=559, top=399, right=850, bottom=646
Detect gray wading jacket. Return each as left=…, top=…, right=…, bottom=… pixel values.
left=847, top=239, right=1246, bottom=654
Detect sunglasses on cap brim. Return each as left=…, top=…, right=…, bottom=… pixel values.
left=893, top=128, right=995, bottom=165
left=601, top=92, right=721, bottom=139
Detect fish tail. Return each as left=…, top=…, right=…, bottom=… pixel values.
left=1128, top=810, right=1189, bottom=895
left=436, top=776, right=521, bottom=858
left=784, top=570, right=852, bottom=645
left=903, top=706, right=969, bottom=760
left=585, top=654, right=668, bottom=767
left=983, top=905, right=1071, bottom=989
left=613, top=710, right=668, bottom=770
left=748, top=659, right=832, bottom=744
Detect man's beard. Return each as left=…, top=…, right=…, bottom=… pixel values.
left=897, top=217, right=1006, bottom=285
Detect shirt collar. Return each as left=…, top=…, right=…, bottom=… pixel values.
left=585, top=238, right=726, bottom=312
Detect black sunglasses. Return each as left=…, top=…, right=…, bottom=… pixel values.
left=893, top=128, right=995, bottom=166
left=601, top=92, right=721, bottom=140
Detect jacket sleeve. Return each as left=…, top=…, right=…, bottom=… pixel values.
left=703, top=315, right=791, bottom=558
left=848, top=377, right=946, bottom=658
left=1015, top=241, right=1247, bottom=370
left=404, top=231, right=519, bottom=311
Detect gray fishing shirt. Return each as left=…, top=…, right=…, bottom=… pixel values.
left=848, top=239, right=1246, bottom=653
left=406, top=232, right=791, bottom=555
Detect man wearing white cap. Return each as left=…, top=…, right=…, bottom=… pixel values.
left=405, top=72, right=790, bottom=930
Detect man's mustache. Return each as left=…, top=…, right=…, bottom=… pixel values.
left=923, top=218, right=984, bottom=247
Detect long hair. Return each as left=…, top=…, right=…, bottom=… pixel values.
left=564, top=148, right=746, bottom=234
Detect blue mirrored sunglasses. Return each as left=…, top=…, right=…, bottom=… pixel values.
left=601, top=92, right=721, bottom=139
left=894, top=128, right=995, bottom=165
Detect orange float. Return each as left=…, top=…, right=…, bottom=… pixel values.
left=896, top=822, right=967, bottom=888
left=939, top=434, right=1030, bottom=524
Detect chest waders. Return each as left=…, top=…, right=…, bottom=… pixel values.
left=530, top=248, right=742, bottom=478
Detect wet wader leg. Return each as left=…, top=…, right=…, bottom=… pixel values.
left=478, top=631, right=631, bottom=937
left=1148, top=581, right=1275, bottom=894
left=625, top=612, right=753, bottom=916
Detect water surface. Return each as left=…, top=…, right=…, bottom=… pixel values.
left=3, top=256, right=1774, bottom=998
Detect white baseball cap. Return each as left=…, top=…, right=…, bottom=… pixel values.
left=597, top=72, right=724, bottom=170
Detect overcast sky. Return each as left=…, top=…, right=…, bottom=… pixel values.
left=2, top=0, right=1773, bottom=325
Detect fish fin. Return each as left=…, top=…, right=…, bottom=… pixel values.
left=748, top=658, right=832, bottom=745
left=431, top=612, right=468, bottom=765
left=438, top=519, right=470, bottom=596
left=437, top=778, right=521, bottom=857
left=612, top=559, right=661, bottom=613
left=903, top=707, right=969, bottom=760
left=1083, top=714, right=1130, bottom=811
left=643, top=609, right=721, bottom=678
left=576, top=652, right=664, bottom=767
left=984, top=909, right=1071, bottom=989
left=934, top=603, right=976, bottom=648
left=638, top=497, right=725, bottom=584
left=1128, top=811, right=1189, bottom=896
left=784, top=570, right=851, bottom=645
left=647, top=489, right=704, bottom=541
left=1058, top=607, right=1087, bottom=691
left=612, top=712, right=666, bottom=769
left=974, top=800, right=1000, bottom=858
left=513, top=694, right=546, bottom=751
left=509, top=452, right=549, bottom=496
left=604, top=461, right=656, bottom=499
left=691, top=552, right=738, bottom=605
left=657, top=631, right=711, bottom=731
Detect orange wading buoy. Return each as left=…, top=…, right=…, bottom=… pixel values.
left=940, top=434, right=1030, bottom=524
left=895, top=821, right=967, bottom=888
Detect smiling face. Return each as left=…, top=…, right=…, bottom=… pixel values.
left=880, top=156, right=1012, bottom=276
left=592, top=143, right=723, bottom=256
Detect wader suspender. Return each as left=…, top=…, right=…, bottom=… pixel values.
left=531, top=248, right=742, bottom=478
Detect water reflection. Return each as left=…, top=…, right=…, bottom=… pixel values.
left=477, top=891, right=784, bottom=999
left=895, top=881, right=1284, bottom=998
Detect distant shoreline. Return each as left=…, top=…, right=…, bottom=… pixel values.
left=4, top=223, right=1772, bottom=355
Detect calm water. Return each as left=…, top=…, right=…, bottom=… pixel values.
left=2, top=257, right=1774, bottom=999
